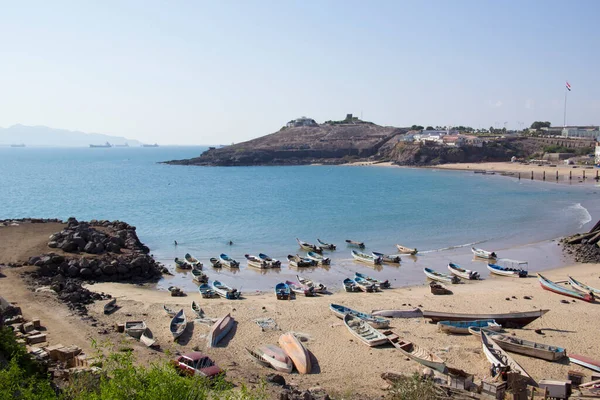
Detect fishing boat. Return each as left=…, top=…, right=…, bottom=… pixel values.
left=447, top=263, right=479, bottom=280
left=383, top=330, right=447, bottom=373
left=184, top=253, right=202, bottom=268
left=254, top=345, right=293, bottom=373
left=296, top=238, right=323, bottom=254
left=343, top=314, right=388, bottom=347
left=219, top=253, right=240, bottom=268
left=191, top=268, right=208, bottom=284
left=345, top=239, right=365, bottom=248
left=471, top=247, right=497, bottom=259
left=306, top=251, right=331, bottom=265
left=198, top=283, right=217, bottom=298
left=259, top=253, right=281, bottom=268
left=351, top=250, right=382, bottom=265
left=421, top=309, right=549, bottom=328
left=174, top=257, right=191, bottom=269
left=209, top=257, right=222, bottom=268
left=212, top=280, right=241, bottom=299
left=423, top=267, right=460, bottom=284
left=286, top=280, right=315, bottom=297
left=329, top=303, right=390, bottom=329
left=140, top=327, right=156, bottom=347
left=279, top=332, right=311, bottom=374
left=342, top=278, right=359, bottom=292
left=245, top=254, right=268, bottom=269
left=538, top=273, right=594, bottom=302
left=353, top=276, right=377, bottom=292
left=191, top=300, right=203, bottom=318
left=569, top=354, right=600, bottom=373
left=125, top=321, right=146, bottom=339
left=437, top=319, right=501, bottom=335
left=275, top=282, right=291, bottom=300
left=316, top=239, right=336, bottom=250
left=296, top=275, right=327, bottom=293
left=372, top=251, right=401, bottom=263
left=103, top=298, right=117, bottom=314
left=208, top=313, right=234, bottom=347
left=430, top=282, right=453, bottom=295
left=481, top=331, right=534, bottom=384
left=371, top=308, right=422, bottom=318
left=487, top=263, right=528, bottom=277
left=170, top=309, right=187, bottom=340
left=568, top=276, right=600, bottom=296
left=396, top=244, right=418, bottom=255
left=163, top=304, right=177, bottom=317
left=468, top=328, right=566, bottom=361
left=287, top=254, right=314, bottom=268
left=355, top=272, right=390, bottom=289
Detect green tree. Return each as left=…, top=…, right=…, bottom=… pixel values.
left=425, top=126, right=434, bottom=130
left=410, top=125, right=424, bottom=131
left=530, top=121, right=551, bottom=130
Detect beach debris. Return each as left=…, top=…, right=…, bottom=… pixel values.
left=254, top=317, right=279, bottom=331
left=168, top=286, right=185, bottom=297
left=266, top=373, right=286, bottom=386
left=511, top=296, right=517, bottom=299
left=523, top=296, right=532, bottom=300
left=535, top=329, right=544, bottom=335
left=560, top=300, right=570, bottom=304
left=292, top=332, right=312, bottom=342
left=505, top=297, right=510, bottom=301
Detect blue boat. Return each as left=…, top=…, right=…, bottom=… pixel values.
left=355, top=272, right=390, bottom=289
left=437, top=319, right=501, bottom=334
left=275, top=282, right=291, bottom=300
left=212, top=280, right=241, bottom=299
left=342, top=278, right=358, bottom=292
left=329, top=304, right=390, bottom=329
left=198, top=283, right=216, bottom=298
left=487, top=263, right=528, bottom=278
left=219, top=253, right=240, bottom=268
left=353, top=276, right=377, bottom=292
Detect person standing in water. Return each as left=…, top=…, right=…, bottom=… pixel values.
left=174, top=240, right=178, bottom=246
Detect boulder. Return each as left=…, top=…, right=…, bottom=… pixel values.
left=116, top=265, right=128, bottom=275
left=79, top=268, right=93, bottom=278
left=83, top=242, right=97, bottom=254
left=47, top=241, right=58, bottom=248
left=67, top=265, right=80, bottom=277
left=51, top=255, right=65, bottom=264
left=60, top=241, right=78, bottom=253
left=266, top=374, right=286, bottom=386
left=28, top=256, right=41, bottom=265
left=106, top=243, right=121, bottom=253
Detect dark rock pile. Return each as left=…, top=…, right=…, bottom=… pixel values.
left=561, top=219, right=600, bottom=263
left=0, top=218, right=63, bottom=226
left=265, top=374, right=330, bottom=400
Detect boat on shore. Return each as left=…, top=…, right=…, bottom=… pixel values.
left=371, top=308, right=422, bottom=318
left=103, top=298, right=117, bottom=314
left=163, top=304, right=177, bottom=317
left=538, top=273, right=594, bottom=302
left=568, top=276, right=600, bottom=296
left=198, top=283, right=217, bottom=298
left=345, top=239, right=365, bottom=248
left=569, top=354, right=600, bottom=373
left=471, top=247, right=497, bottom=259
left=343, top=314, right=388, bottom=347
left=174, top=257, right=191, bottom=269
left=353, top=276, right=376, bottom=292
left=191, top=301, right=203, bottom=318
left=245, top=254, right=268, bottom=269
left=306, top=251, right=330, bottom=265
left=296, top=275, right=327, bottom=293
left=316, top=239, right=336, bottom=250
left=468, top=328, right=566, bottom=361
left=423, top=267, right=460, bottom=284
left=396, top=244, right=418, bottom=255
left=191, top=268, right=208, bottom=284
left=422, top=309, right=549, bottom=328
left=383, top=330, right=447, bottom=373
left=481, top=330, right=534, bottom=385
left=219, top=254, right=240, bottom=268
left=342, top=278, right=359, bottom=292
left=246, top=346, right=293, bottom=373
left=125, top=321, right=146, bottom=339
left=372, top=251, right=401, bottom=263
left=275, top=282, right=291, bottom=300
left=355, top=272, right=390, bottom=289
left=259, top=253, right=281, bottom=268
left=184, top=253, right=202, bottom=268
left=487, top=262, right=528, bottom=277
left=170, top=309, right=187, bottom=340
left=430, top=281, right=453, bottom=295
left=351, top=250, right=382, bottom=265
left=437, top=319, right=501, bottom=335
left=208, top=313, right=234, bottom=347
left=285, top=280, right=315, bottom=297
left=212, top=280, right=241, bottom=299
left=329, top=303, right=390, bottom=329
left=447, top=263, right=479, bottom=280
left=209, top=257, right=222, bottom=268
left=140, top=327, right=156, bottom=347
left=287, top=254, right=315, bottom=268
left=279, top=332, right=311, bottom=374
left=296, top=238, right=323, bottom=254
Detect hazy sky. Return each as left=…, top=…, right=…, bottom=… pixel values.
left=1, top=1, right=599, bottom=145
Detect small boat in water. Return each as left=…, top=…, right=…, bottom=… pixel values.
left=480, top=330, right=534, bottom=385
left=296, top=275, right=327, bottom=293
left=372, top=251, right=401, bottom=263
left=259, top=253, right=281, bottom=268
left=487, top=263, right=528, bottom=277
left=353, top=276, right=376, bottom=292
left=448, top=263, right=479, bottom=280
left=184, top=253, right=202, bottom=268
left=245, top=254, right=268, bottom=269
left=569, top=354, right=600, bottom=373
left=125, top=320, right=147, bottom=339
left=355, top=272, right=390, bottom=289
left=191, top=268, right=208, bottom=284
left=329, top=303, right=390, bottom=329
left=219, top=253, right=240, bottom=268
left=384, top=330, right=447, bottom=373
left=208, top=313, right=234, bottom=347
left=568, top=276, right=600, bottom=296
left=430, top=281, right=453, bottom=295
left=279, top=332, right=311, bottom=374
left=174, top=257, right=191, bottom=269
left=422, top=309, right=549, bottom=328
left=286, top=280, right=315, bottom=297
left=296, top=238, right=323, bottom=254
left=316, top=239, right=336, bottom=250
left=468, top=328, right=566, bottom=361
left=538, top=273, right=594, bottom=302
left=437, top=319, right=501, bottom=335
left=472, top=247, right=497, bottom=259
left=103, top=298, right=118, bottom=314
left=209, top=257, right=222, bottom=268
left=342, top=278, right=359, bottom=292
left=306, top=251, right=330, bottom=265
left=170, top=309, right=187, bottom=340
left=212, top=280, right=241, bottom=299
left=423, top=267, right=460, bottom=284
left=287, top=254, right=315, bottom=268
left=198, top=283, right=217, bottom=298
left=343, top=314, right=388, bottom=347
left=275, top=282, right=291, bottom=300
left=351, top=250, right=382, bottom=265
left=396, top=244, right=418, bottom=255
left=345, top=239, right=365, bottom=248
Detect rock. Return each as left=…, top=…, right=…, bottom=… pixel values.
left=560, top=300, right=570, bottom=304
left=106, top=243, right=121, bottom=253
left=523, top=296, right=532, bottom=300
left=28, top=256, right=41, bottom=265
left=534, top=329, right=544, bottom=335
left=60, top=241, right=78, bottom=252
left=505, top=297, right=510, bottom=301
left=80, top=268, right=93, bottom=278
left=84, top=242, right=97, bottom=253
left=266, top=373, right=286, bottom=386
left=102, top=263, right=116, bottom=275
left=67, top=265, right=79, bottom=277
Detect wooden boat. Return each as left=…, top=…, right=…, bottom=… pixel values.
left=437, top=319, right=501, bottom=335
left=481, top=330, right=534, bottom=384
left=219, top=253, right=240, bottom=268
left=447, top=263, right=479, bottom=280
left=329, top=303, right=390, bottom=329
left=487, top=263, right=527, bottom=277
left=568, top=276, right=600, bottom=296
left=191, top=268, right=208, bottom=284
left=287, top=254, right=314, bottom=268
left=191, top=300, right=203, bottom=318
left=140, top=327, right=156, bottom=347
left=259, top=253, right=281, bottom=268
left=174, top=257, right=191, bottom=269
left=296, top=275, right=327, bottom=293
left=353, top=276, right=376, bottom=292
left=471, top=247, right=497, bottom=259
left=125, top=320, right=146, bottom=339
left=170, top=309, right=187, bottom=340
left=569, top=354, right=600, bottom=373
left=286, top=280, right=315, bottom=297
left=345, top=239, right=365, bottom=248
left=371, top=308, right=422, bottom=318
left=538, top=273, right=594, bottom=302
left=212, top=280, right=241, bottom=299
left=316, top=239, right=336, bottom=250
left=246, top=347, right=271, bottom=369
left=355, top=272, right=390, bottom=289
left=342, top=278, right=359, bottom=292
left=343, top=314, right=388, bottom=347
left=184, top=253, right=202, bottom=268
left=198, top=283, right=217, bottom=298
left=421, top=309, right=549, bottom=328
left=296, top=238, right=323, bottom=254
left=396, top=244, right=418, bottom=255
left=424, top=267, right=460, bottom=284
left=279, top=332, right=311, bottom=374
left=163, top=304, right=177, bottom=317
left=468, top=328, right=566, bottom=361
left=168, top=286, right=184, bottom=297
left=372, top=251, right=401, bottom=263
left=351, top=250, right=382, bottom=265
left=258, top=344, right=293, bottom=373
left=275, top=282, right=291, bottom=300
left=245, top=254, right=268, bottom=269
left=209, top=257, right=222, bottom=268
left=208, top=313, right=234, bottom=347
left=103, top=298, right=117, bottom=314
left=430, top=281, right=453, bottom=295
left=383, top=330, right=447, bottom=373
left=306, top=251, right=330, bottom=265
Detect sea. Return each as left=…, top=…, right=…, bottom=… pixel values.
left=1, top=146, right=599, bottom=292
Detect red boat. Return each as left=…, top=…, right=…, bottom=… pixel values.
left=570, top=354, right=600, bottom=373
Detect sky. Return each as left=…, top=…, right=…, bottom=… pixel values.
left=1, top=1, right=599, bottom=145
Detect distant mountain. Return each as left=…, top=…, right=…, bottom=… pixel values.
left=0, top=124, right=143, bottom=147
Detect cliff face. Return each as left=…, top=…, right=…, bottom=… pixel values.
left=165, top=124, right=405, bottom=166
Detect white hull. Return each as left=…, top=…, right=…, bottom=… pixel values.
left=343, top=314, right=388, bottom=347
left=371, top=308, right=422, bottom=318
left=472, top=247, right=496, bottom=259
left=423, top=268, right=456, bottom=284
left=487, top=264, right=521, bottom=277
left=481, top=331, right=532, bottom=382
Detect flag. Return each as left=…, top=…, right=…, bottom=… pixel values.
left=566, top=81, right=571, bottom=91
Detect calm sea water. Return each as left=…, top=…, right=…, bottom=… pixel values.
left=1, top=146, right=598, bottom=292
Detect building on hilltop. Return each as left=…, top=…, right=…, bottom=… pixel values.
left=286, top=116, right=318, bottom=128
left=561, top=126, right=600, bottom=139
left=595, top=141, right=600, bottom=166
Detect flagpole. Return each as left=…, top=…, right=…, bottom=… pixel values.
left=563, top=85, right=568, bottom=127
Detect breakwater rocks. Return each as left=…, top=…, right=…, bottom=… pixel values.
left=1, top=218, right=64, bottom=226
left=561, top=219, right=600, bottom=263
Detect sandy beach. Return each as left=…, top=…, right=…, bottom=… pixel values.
left=2, top=223, right=600, bottom=398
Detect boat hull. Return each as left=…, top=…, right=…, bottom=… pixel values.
left=438, top=319, right=501, bottom=335
left=469, top=328, right=566, bottom=361
left=343, top=314, right=388, bottom=347
left=208, top=313, right=234, bottom=347
left=570, top=354, right=600, bottom=373
left=424, top=268, right=459, bottom=284
left=384, top=330, right=446, bottom=373
left=279, top=333, right=311, bottom=374
left=396, top=245, right=417, bottom=255
left=422, top=309, right=549, bottom=328
left=330, top=303, right=390, bottom=329
left=481, top=331, right=534, bottom=385
left=538, top=274, right=594, bottom=302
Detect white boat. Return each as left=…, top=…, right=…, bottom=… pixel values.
left=396, top=244, right=418, bottom=255
left=447, top=263, right=479, bottom=280
left=343, top=313, right=388, bottom=347
left=372, top=251, right=401, bottom=263
left=245, top=254, right=269, bottom=269
left=296, top=275, right=327, bottom=293
left=471, top=247, right=497, bottom=259
left=125, top=321, right=146, bottom=339
left=219, top=253, right=240, bottom=268
left=170, top=309, right=187, bottom=340
left=487, top=262, right=528, bottom=277
left=246, top=346, right=293, bottom=373
left=351, top=250, right=382, bottom=265
left=371, top=308, right=422, bottom=318
left=212, top=280, right=241, bottom=299
left=208, top=313, right=234, bottom=347
left=384, top=330, right=447, bottom=373
left=481, top=331, right=534, bottom=384
left=568, top=276, right=600, bottom=296
left=306, top=251, right=331, bottom=265
left=423, top=267, right=460, bottom=284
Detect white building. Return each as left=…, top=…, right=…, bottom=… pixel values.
left=561, top=126, right=600, bottom=139
left=595, top=141, right=600, bottom=166
left=286, top=116, right=318, bottom=128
